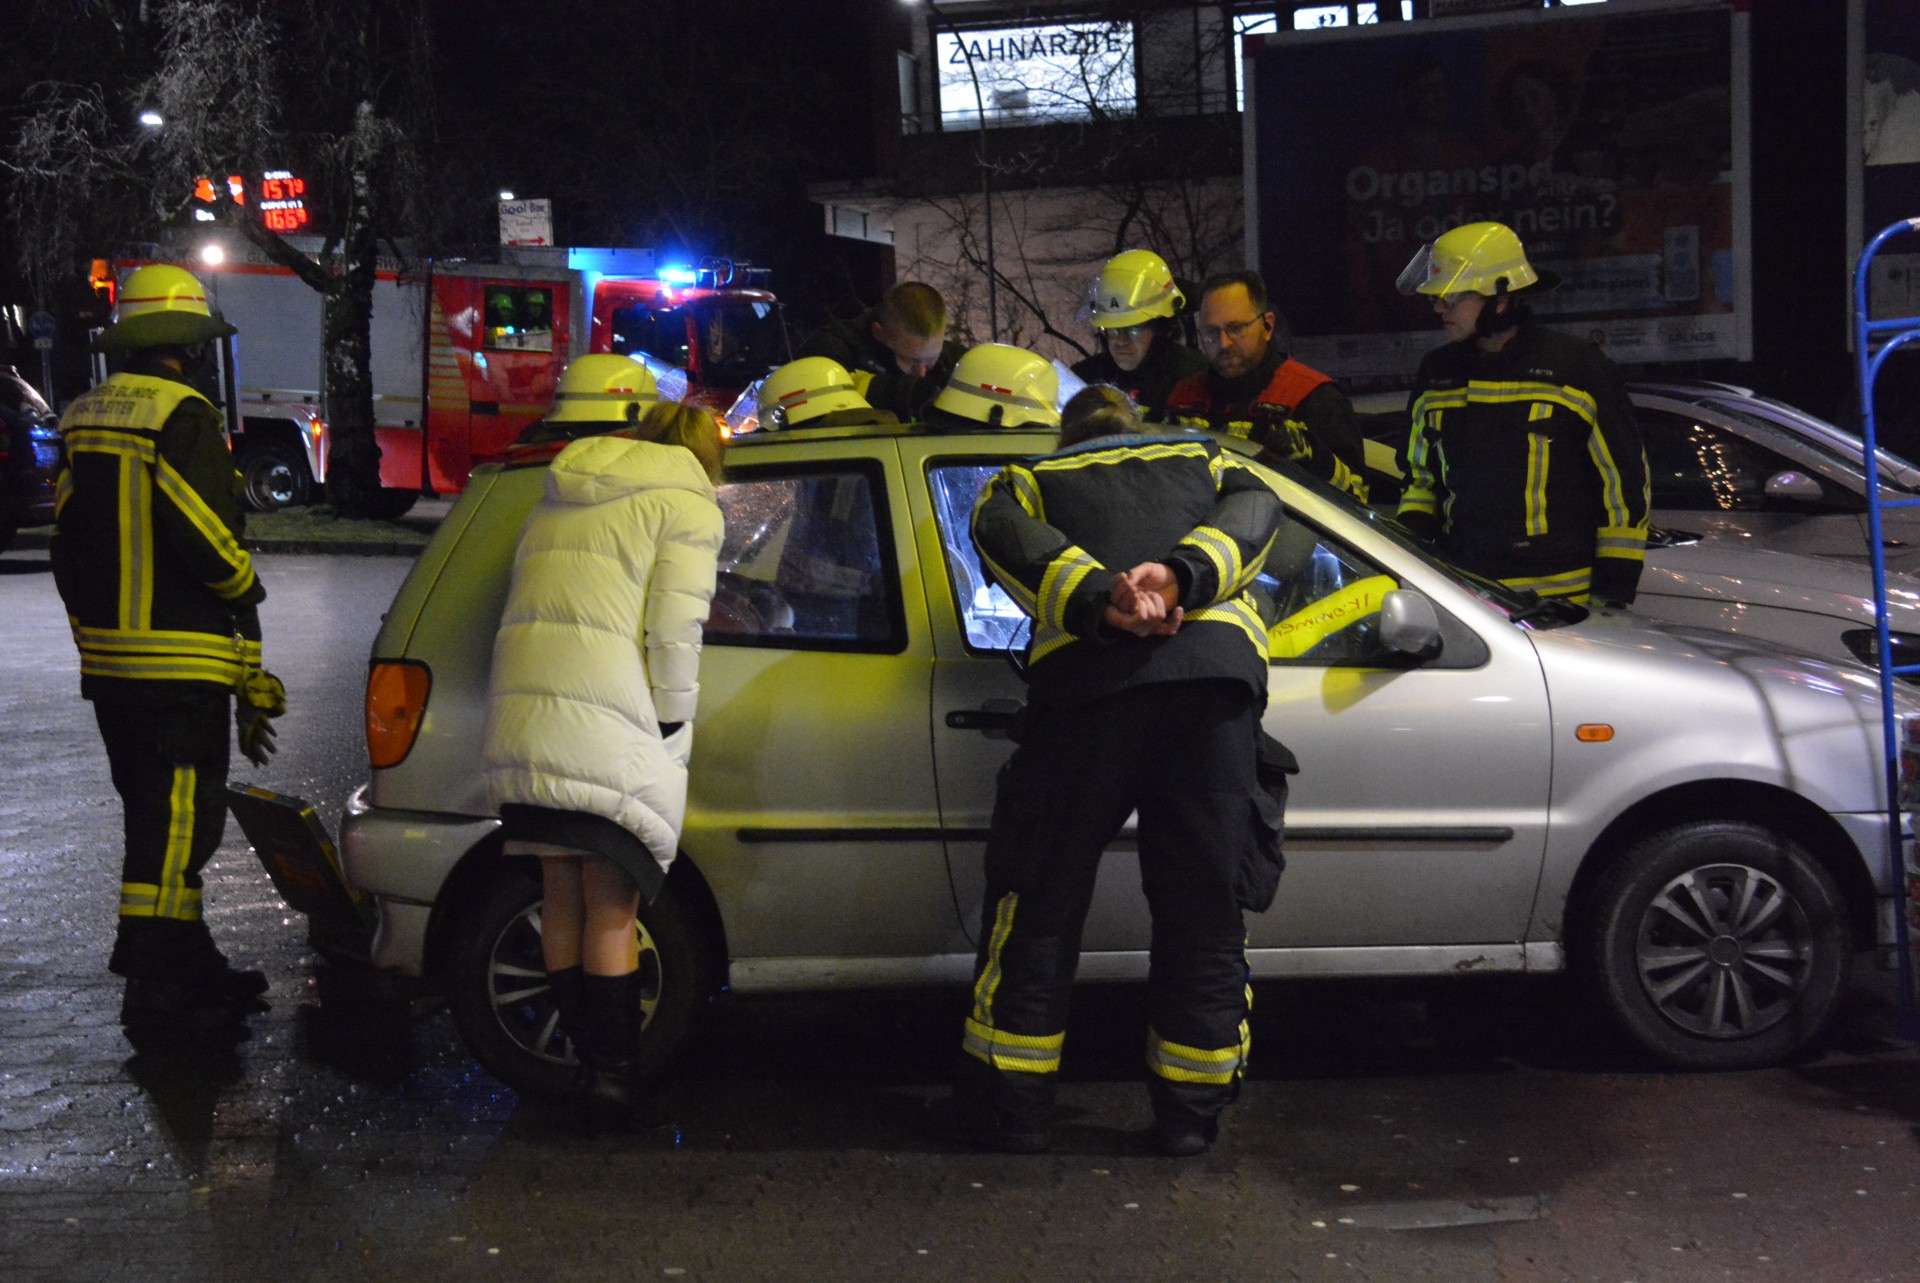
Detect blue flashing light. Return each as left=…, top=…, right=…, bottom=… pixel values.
left=660, top=265, right=698, bottom=285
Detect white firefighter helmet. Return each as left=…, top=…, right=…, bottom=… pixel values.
left=1078, top=249, right=1185, bottom=329
left=932, top=343, right=1061, bottom=428
left=756, top=357, right=872, bottom=430
left=547, top=353, right=659, bottom=424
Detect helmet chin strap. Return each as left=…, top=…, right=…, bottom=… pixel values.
left=1473, top=278, right=1524, bottom=339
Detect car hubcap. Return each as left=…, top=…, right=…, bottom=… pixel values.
left=486, top=902, right=665, bottom=1066
left=1635, top=862, right=1812, bottom=1039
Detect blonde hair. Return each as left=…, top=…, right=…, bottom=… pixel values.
left=636, top=401, right=725, bottom=482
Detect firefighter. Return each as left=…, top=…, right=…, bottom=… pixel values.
left=796, top=282, right=965, bottom=421
left=924, top=343, right=1062, bottom=430
left=1069, top=249, right=1207, bottom=421
left=755, top=356, right=899, bottom=430
left=1165, top=270, right=1370, bottom=502
left=929, top=391, right=1283, bottom=1157
left=1394, top=221, right=1650, bottom=606
left=52, top=263, right=285, bottom=1032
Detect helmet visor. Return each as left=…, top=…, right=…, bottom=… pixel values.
left=1396, top=244, right=1445, bottom=296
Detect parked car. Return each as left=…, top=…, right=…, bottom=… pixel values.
left=237, top=418, right=1918, bottom=1096
left=1359, top=381, right=1920, bottom=571
left=0, top=365, right=61, bottom=553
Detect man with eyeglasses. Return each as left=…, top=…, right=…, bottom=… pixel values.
left=1393, top=221, right=1648, bottom=608
left=1165, top=271, right=1369, bottom=502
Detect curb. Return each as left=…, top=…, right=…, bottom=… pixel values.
left=8, top=529, right=429, bottom=558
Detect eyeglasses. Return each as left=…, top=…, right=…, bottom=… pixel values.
left=1106, top=323, right=1154, bottom=342
left=1197, top=316, right=1266, bottom=347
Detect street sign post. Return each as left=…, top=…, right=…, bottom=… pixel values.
left=28, top=311, right=56, bottom=401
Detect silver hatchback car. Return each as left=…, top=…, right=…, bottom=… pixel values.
left=253, top=421, right=1916, bottom=1095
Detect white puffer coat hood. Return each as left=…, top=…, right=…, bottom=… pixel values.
left=482, top=435, right=724, bottom=877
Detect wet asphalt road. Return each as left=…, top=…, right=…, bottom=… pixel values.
left=2, top=543, right=1918, bottom=1283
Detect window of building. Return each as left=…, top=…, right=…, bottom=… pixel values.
left=483, top=286, right=554, bottom=352
left=706, top=465, right=904, bottom=651
left=934, top=20, right=1136, bottom=130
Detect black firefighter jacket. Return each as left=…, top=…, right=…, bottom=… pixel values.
left=971, top=431, right=1282, bottom=713
left=52, top=364, right=264, bottom=700
left=1396, top=323, right=1650, bottom=605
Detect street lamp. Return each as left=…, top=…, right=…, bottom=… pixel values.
left=498, top=188, right=515, bottom=201
left=901, top=0, right=998, bottom=340
left=138, top=110, right=164, bottom=128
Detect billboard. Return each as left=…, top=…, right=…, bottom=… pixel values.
left=1851, top=0, right=1920, bottom=326
left=1250, top=0, right=1750, bottom=382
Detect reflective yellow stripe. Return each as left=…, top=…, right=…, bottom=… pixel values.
left=1595, top=526, right=1646, bottom=561
left=1188, top=595, right=1268, bottom=655
left=157, top=764, right=199, bottom=921
left=1037, top=547, right=1100, bottom=631
left=1178, top=525, right=1237, bottom=595
left=971, top=893, right=1017, bottom=1026
left=963, top=1018, right=1064, bottom=1074
left=1528, top=402, right=1554, bottom=422
left=1145, top=1026, right=1249, bottom=1086
left=1525, top=432, right=1550, bottom=537
left=1586, top=431, right=1644, bottom=532
left=1028, top=624, right=1076, bottom=664
left=1500, top=566, right=1591, bottom=601
left=153, top=456, right=256, bottom=599
left=1267, top=574, right=1396, bottom=659
left=1034, top=440, right=1211, bottom=474
left=119, top=882, right=202, bottom=918
left=1329, top=455, right=1370, bottom=503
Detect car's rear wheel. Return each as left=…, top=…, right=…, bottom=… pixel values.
left=240, top=439, right=311, bottom=511
left=446, top=869, right=713, bottom=1098
left=1584, top=820, right=1849, bottom=1069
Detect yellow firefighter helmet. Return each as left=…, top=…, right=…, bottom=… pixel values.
left=1397, top=221, right=1551, bottom=297
left=95, top=263, right=238, bottom=353
left=756, top=357, right=873, bottom=430
left=1081, top=249, right=1185, bottom=328
left=547, top=353, right=659, bottom=424
left=932, top=343, right=1061, bottom=428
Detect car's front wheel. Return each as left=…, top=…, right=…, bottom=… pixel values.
left=1584, top=820, right=1850, bottom=1069
left=445, top=870, right=714, bottom=1098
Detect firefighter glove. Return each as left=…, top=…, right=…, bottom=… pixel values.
left=236, top=668, right=287, bottom=767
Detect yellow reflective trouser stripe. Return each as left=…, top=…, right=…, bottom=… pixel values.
left=1146, top=1024, right=1250, bottom=1085
left=1501, top=566, right=1591, bottom=601
left=1267, top=573, right=1397, bottom=659
left=1525, top=432, right=1550, bottom=537
left=120, top=765, right=204, bottom=921
left=964, top=892, right=1066, bottom=1074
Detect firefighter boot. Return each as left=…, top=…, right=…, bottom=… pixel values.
left=572, top=971, right=675, bottom=1140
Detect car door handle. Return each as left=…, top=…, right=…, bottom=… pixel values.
left=471, top=401, right=500, bottom=415
left=946, top=703, right=1022, bottom=734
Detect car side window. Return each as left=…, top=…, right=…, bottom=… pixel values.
left=705, top=465, right=904, bottom=652
left=1640, top=408, right=1860, bottom=514
left=927, top=462, right=1399, bottom=664
left=930, top=463, right=1030, bottom=652
left=1259, top=516, right=1400, bottom=665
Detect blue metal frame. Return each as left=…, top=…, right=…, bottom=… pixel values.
left=1853, top=217, right=1920, bottom=1041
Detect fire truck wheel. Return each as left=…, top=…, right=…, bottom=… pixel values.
left=445, top=868, right=715, bottom=1098
left=240, top=440, right=312, bottom=511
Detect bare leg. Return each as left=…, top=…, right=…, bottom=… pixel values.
left=580, top=856, right=641, bottom=977
left=541, top=856, right=585, bottom=974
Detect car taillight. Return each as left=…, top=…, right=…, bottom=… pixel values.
left=366, top=660, right=431, bottom=769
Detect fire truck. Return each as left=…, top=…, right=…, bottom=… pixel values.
left=104, top=239, right=788, bottom=513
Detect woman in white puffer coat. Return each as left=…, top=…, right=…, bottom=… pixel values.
left=482, top=371, right=725, bottom=1137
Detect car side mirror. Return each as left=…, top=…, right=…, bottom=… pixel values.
left=1763, top=470, right=1823, bottom=503
left=1378, top=589, right=1442, bottom=660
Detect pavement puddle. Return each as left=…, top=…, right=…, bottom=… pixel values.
left=1336, top=1195, right=1545, bottom=1230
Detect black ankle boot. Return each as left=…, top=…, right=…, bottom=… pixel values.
left=573, top=971, right=674, bottom=1138
left=546, top=965, right=585, bottom=1061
